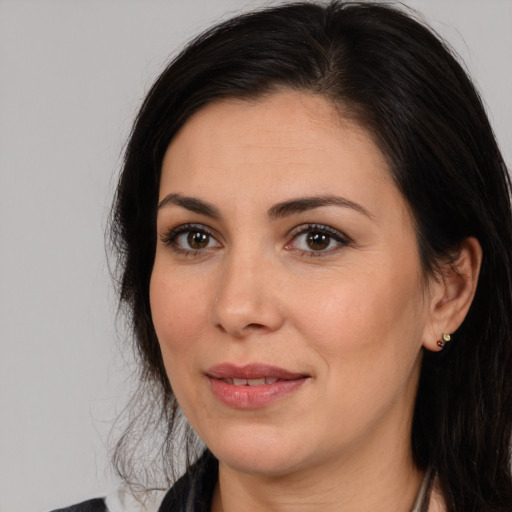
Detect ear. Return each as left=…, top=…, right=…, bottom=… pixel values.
left=422, top=237, right=482, bottom=351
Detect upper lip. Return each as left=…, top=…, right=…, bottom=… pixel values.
left=206, top=363, right=307, bottom=380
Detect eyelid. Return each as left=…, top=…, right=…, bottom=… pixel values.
left=159, top=222, right=351, bottom=257
left=286, top=223, right=352, bottom=254
left=160, top=223, right=222, bottom=252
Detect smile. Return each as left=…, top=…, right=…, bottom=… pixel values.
left=221, top=377, right=279, bottom=386
left=206, top=363, right=309, bottom=409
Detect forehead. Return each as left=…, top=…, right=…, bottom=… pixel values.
left=160, top=91, right=396, bottom=213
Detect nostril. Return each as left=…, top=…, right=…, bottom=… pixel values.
left=215, top=323, right=227, bottom=333
left=214, top=320, right=268, bottom=337
left=247, top=323, right=265, bottom=330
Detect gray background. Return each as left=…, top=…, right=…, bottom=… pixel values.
left=1, top=1, right=511, bottom=511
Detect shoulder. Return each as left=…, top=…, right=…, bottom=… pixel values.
left=50, top=497, right=107, bottom=512
left=50, top=451, right=217, bottom=512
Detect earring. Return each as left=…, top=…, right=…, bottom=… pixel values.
left=437, top=333, right=451, bottom=349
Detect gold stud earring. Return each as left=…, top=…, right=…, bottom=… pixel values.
left=437, top=333, right=451, bottom=349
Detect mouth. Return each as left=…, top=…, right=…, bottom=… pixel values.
left=218, top=376, right=281, bottom=386
left=206, top=363, right=309, bottom=409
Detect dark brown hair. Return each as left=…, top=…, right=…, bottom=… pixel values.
left=110, top=2, right=512, bottom=510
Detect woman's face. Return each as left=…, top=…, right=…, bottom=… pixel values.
left=150, top=91, right=437, bottom=477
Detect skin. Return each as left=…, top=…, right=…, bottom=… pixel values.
left=150, top=91, right=480, bottom=511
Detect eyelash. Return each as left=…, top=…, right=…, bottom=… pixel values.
left=160, top=223, right=221, bottom=257
left=287, top=223, right=352, bottom=257
left=160, top=223, right=351, bottom=257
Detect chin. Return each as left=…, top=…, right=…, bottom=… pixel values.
left=202, top=425, right=316, bottom=477
left=216, top=450, right=307, bottom=478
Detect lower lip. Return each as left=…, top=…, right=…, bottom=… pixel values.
left=208, top=377, right=307, bottom=409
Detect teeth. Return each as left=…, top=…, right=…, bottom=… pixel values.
left=224, top=377, right=281, bottom=386
left=247, top=378, right=265, bottom=386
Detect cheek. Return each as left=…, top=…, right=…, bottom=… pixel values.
left=149, top=267, right=211, bottom=376
left=293, top=272, right=425, bottom=429
left=289, top=262, right=426, bottom=373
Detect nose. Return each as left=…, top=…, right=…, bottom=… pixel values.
left=211, top=249, right=285, bottom=338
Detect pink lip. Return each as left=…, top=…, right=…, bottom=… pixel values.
left=206, top=363, right=309, bottom=409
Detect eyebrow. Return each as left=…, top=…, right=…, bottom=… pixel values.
left=157, top=193, right=221, bottom=218
left=267, top=195, right=373, bottom=220
left=157, top=193, right=372, bottom=220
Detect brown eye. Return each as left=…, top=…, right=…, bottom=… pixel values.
left=287, top=224, right=351, bottom=256
left=306, top=231, right=330, bottom=250
left=165, top=225, right=221, bottom=254
left=187, top=231, right=210, bottom=249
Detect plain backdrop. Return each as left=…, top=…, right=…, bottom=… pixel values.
left=1, top=1, right=511, bottom=511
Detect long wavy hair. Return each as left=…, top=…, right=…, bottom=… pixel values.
left=109, top=2, right=512, bottom=510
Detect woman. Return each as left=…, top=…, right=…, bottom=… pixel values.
left=54, top=1, right=512, bottom=511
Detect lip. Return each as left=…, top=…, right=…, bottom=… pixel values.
left=206, top=363, right=309, bottom=409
